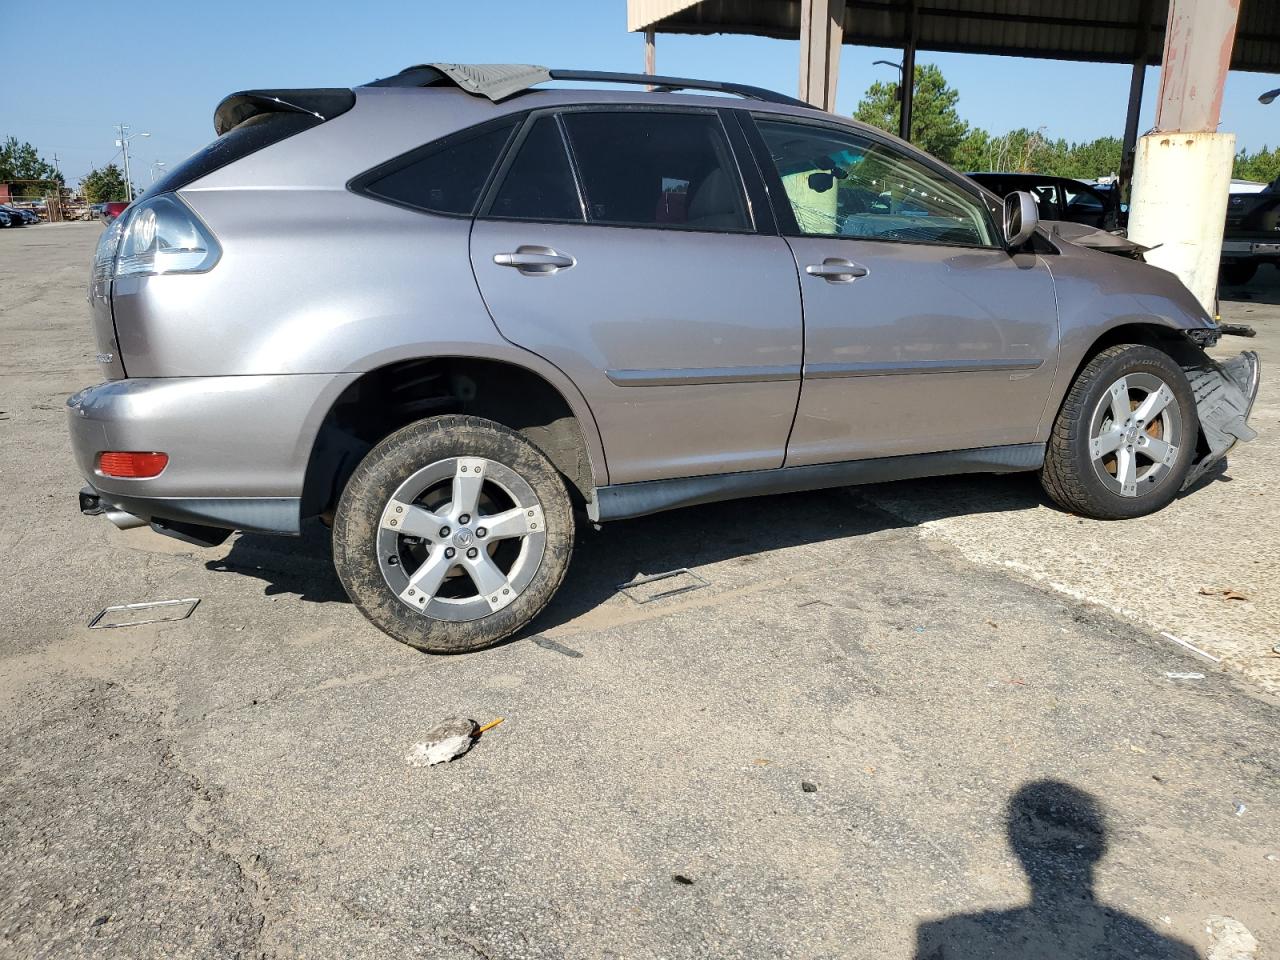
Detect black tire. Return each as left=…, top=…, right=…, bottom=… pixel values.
left=1040, top=344, right=1199, bottom=520
left=332, top=415, right=574, bottom=653
left=1220, top=262, right=1257, bottom=287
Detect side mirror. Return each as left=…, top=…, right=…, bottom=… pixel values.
left=1003, top=190, right=1039, bottom=249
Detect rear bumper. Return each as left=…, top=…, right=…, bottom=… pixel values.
left=67, top=373, right=356, bottom=535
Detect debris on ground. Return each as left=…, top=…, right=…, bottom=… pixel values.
left=1205, top=915, right=1258, bottom=960
left=1198, top=587, right=1251, bottom=601
left=618, top=569, right=708, bottom=604
left=405, top=717, right=503, bottom=768
left=87, top=598, right=201, bottom=629
left=1166, top=672, right=1206, bottom=680
left=1159, top=631, right=1222, bottom=663
left=1234, top=803, right=1248, bottom=817
left=672, top=874, right=694, bottom=885
left=801, top=781, right=818, bottom=793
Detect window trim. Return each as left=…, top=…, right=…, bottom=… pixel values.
left=744, top=111, right=1004, bottom=251
left=347, top=114, right=524, bottom=218
left=478, top=104, right=763, bottom=236
left=477, top=111, right=589, bottom=226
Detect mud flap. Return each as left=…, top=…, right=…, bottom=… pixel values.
left=1182, top=350, right=1261, bottom=490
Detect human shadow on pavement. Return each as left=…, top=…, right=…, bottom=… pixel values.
left=914, top=780, right=1197, bottom=960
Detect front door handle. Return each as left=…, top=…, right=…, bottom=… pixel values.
left=805, top=258, right=869, bottom=282
left=493, top=246, right=576, bottom=275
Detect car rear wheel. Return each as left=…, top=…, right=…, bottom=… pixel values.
left=1040, top=344, right=1199, bottom=520
left=332, top=415, right=574, bottom=653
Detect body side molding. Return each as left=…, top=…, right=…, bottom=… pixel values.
left=588, top=443, right=1046, bottom=521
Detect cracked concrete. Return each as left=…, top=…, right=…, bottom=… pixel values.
left=1, top=222, right=1278, bottom=959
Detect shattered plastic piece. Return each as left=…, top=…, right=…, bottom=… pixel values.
left=1181, top=351, right=1260, bottom=490
left=406, top=718, right=480, bottom=768
left=1166, top=672, right=1206, bottom=680
left=801, top=781, right=818, bottom=793
left=1205, top=915, right=1258, bottom=960
left=88, top=598, right=200, bottom=629
left=1234, top=803, right=1247, bottom=817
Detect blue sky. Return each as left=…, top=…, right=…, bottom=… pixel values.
left=2, top=0, right=1276, bottom=189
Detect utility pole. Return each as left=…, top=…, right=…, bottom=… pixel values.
left=114, top=123, right=149, bottom=201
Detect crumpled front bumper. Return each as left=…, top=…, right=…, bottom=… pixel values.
left=1182, top=350, right=1261, bottom=489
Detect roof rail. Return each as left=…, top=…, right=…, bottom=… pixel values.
left=545, top=70, right=809, bottom=108
left=364, top=63, right=809, bottom=108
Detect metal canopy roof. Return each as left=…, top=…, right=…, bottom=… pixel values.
left=628, top=0, right=1280, bottom=74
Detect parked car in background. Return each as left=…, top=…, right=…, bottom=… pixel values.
left=0, top=204, right=31, bottom=226
left=100, top=201, right=130, bottom=224
left=0, top=209, right=11, bottom=228
left=967, top=173, right=1122, bottom=230
left=1220, top=190, right=1280, bottom=285
left=70, top=63, right=1259, bottom=653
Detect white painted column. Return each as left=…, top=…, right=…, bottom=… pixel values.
left=1127, top=0, right=1241, bottom=314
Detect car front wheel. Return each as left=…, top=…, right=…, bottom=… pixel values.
left=333, top=415, right=575, bottom=652
left=1040, top=344, right=1199, bottom=520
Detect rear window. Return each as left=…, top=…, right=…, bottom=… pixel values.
left=359, top=120, right=519, bottom=216
left=560, top=111, right=750, bottom=231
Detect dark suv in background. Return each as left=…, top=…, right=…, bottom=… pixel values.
left=968, top=172, right=1122, bottom=230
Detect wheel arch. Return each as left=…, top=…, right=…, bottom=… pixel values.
left=301, top=355, right=606, bottom=520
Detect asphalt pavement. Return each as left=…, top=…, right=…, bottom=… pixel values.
left=1, top=223, right=1276, bottom=959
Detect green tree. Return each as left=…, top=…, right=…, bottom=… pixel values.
left=81, top=164, right=129, bottom=203
left=1233, top=146, right=1280, bottom=185
left=854, top=64, right=969, bottom=163
left=0, top=136, right=64, bottom=197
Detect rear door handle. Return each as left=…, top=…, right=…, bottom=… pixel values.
left=493, top=247, right=576, bottom=274
left=805, top=258, right=869, bottom=282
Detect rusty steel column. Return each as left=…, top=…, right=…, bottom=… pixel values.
left=1128, top=0, right=1241, bottom=313
left=798, top=0, right=846, bottom=111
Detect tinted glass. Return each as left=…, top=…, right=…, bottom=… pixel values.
left=362, top=120, right=517, bottom=215
left=487, top=116, right=583, bottom=222
left=561, top=112, right=749, bottom=231
left=1063, top=184, right=1104, bottom=213
left=757, top=118, right=994, bottom=247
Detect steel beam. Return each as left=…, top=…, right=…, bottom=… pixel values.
left=1154, top=0, right=1241, bottom=132
left=798, top=0, right=846, bottom=110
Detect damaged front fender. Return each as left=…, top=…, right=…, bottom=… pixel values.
left=1182, top=350, right=1261, bottom=490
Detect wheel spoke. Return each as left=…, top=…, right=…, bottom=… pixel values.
left=1106, top=377, right=1130, bottom=425
left=464, top=552, right=513, bottom=609
left=381, top=500, right=444, bottom=539
left=451, top=458, right=487, bottom=516
left=1090, top=427, right=1125, bottom=461
left=479, top=506, right=542, bottom=541
left=1133, top=383, right=1174, bottom=425
left=401, top=548, right=454, bottom=606
left=1115, top=446, right=1138, bottom=496
left=1140, top=435, right=1178, bottom=466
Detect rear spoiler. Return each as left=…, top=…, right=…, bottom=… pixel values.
left=213, top=89, right=356, bottom=136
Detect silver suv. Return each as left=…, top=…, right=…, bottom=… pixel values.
left=69, top=64, right=1260, bottom=652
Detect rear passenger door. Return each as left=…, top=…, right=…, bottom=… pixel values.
left=470, top=108, right=803, bottom=484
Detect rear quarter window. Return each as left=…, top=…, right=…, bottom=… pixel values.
left=351, top=118, right=520, bottom=217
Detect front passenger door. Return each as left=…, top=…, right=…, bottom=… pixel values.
left=750, top=116, right=1060, bottom=466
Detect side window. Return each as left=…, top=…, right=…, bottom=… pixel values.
left=560, top=111, right=750, bottom=231
left=487, top=116, right=584, bottom=222
left=1064, top=184, right=1104, bottom=213
left=755, top=118, right=995, bottom=247
left=358, top=119, right=517, bottom=216
left=1029, top=182, right=1061, bottom=220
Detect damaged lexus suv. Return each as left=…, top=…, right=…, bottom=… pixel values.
left=69, top=64, right=1261, bottom=653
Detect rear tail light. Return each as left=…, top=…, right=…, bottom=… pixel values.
left=96, top=451, right=169, bottom=479
left=97, top=194, right=221, bottom=280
